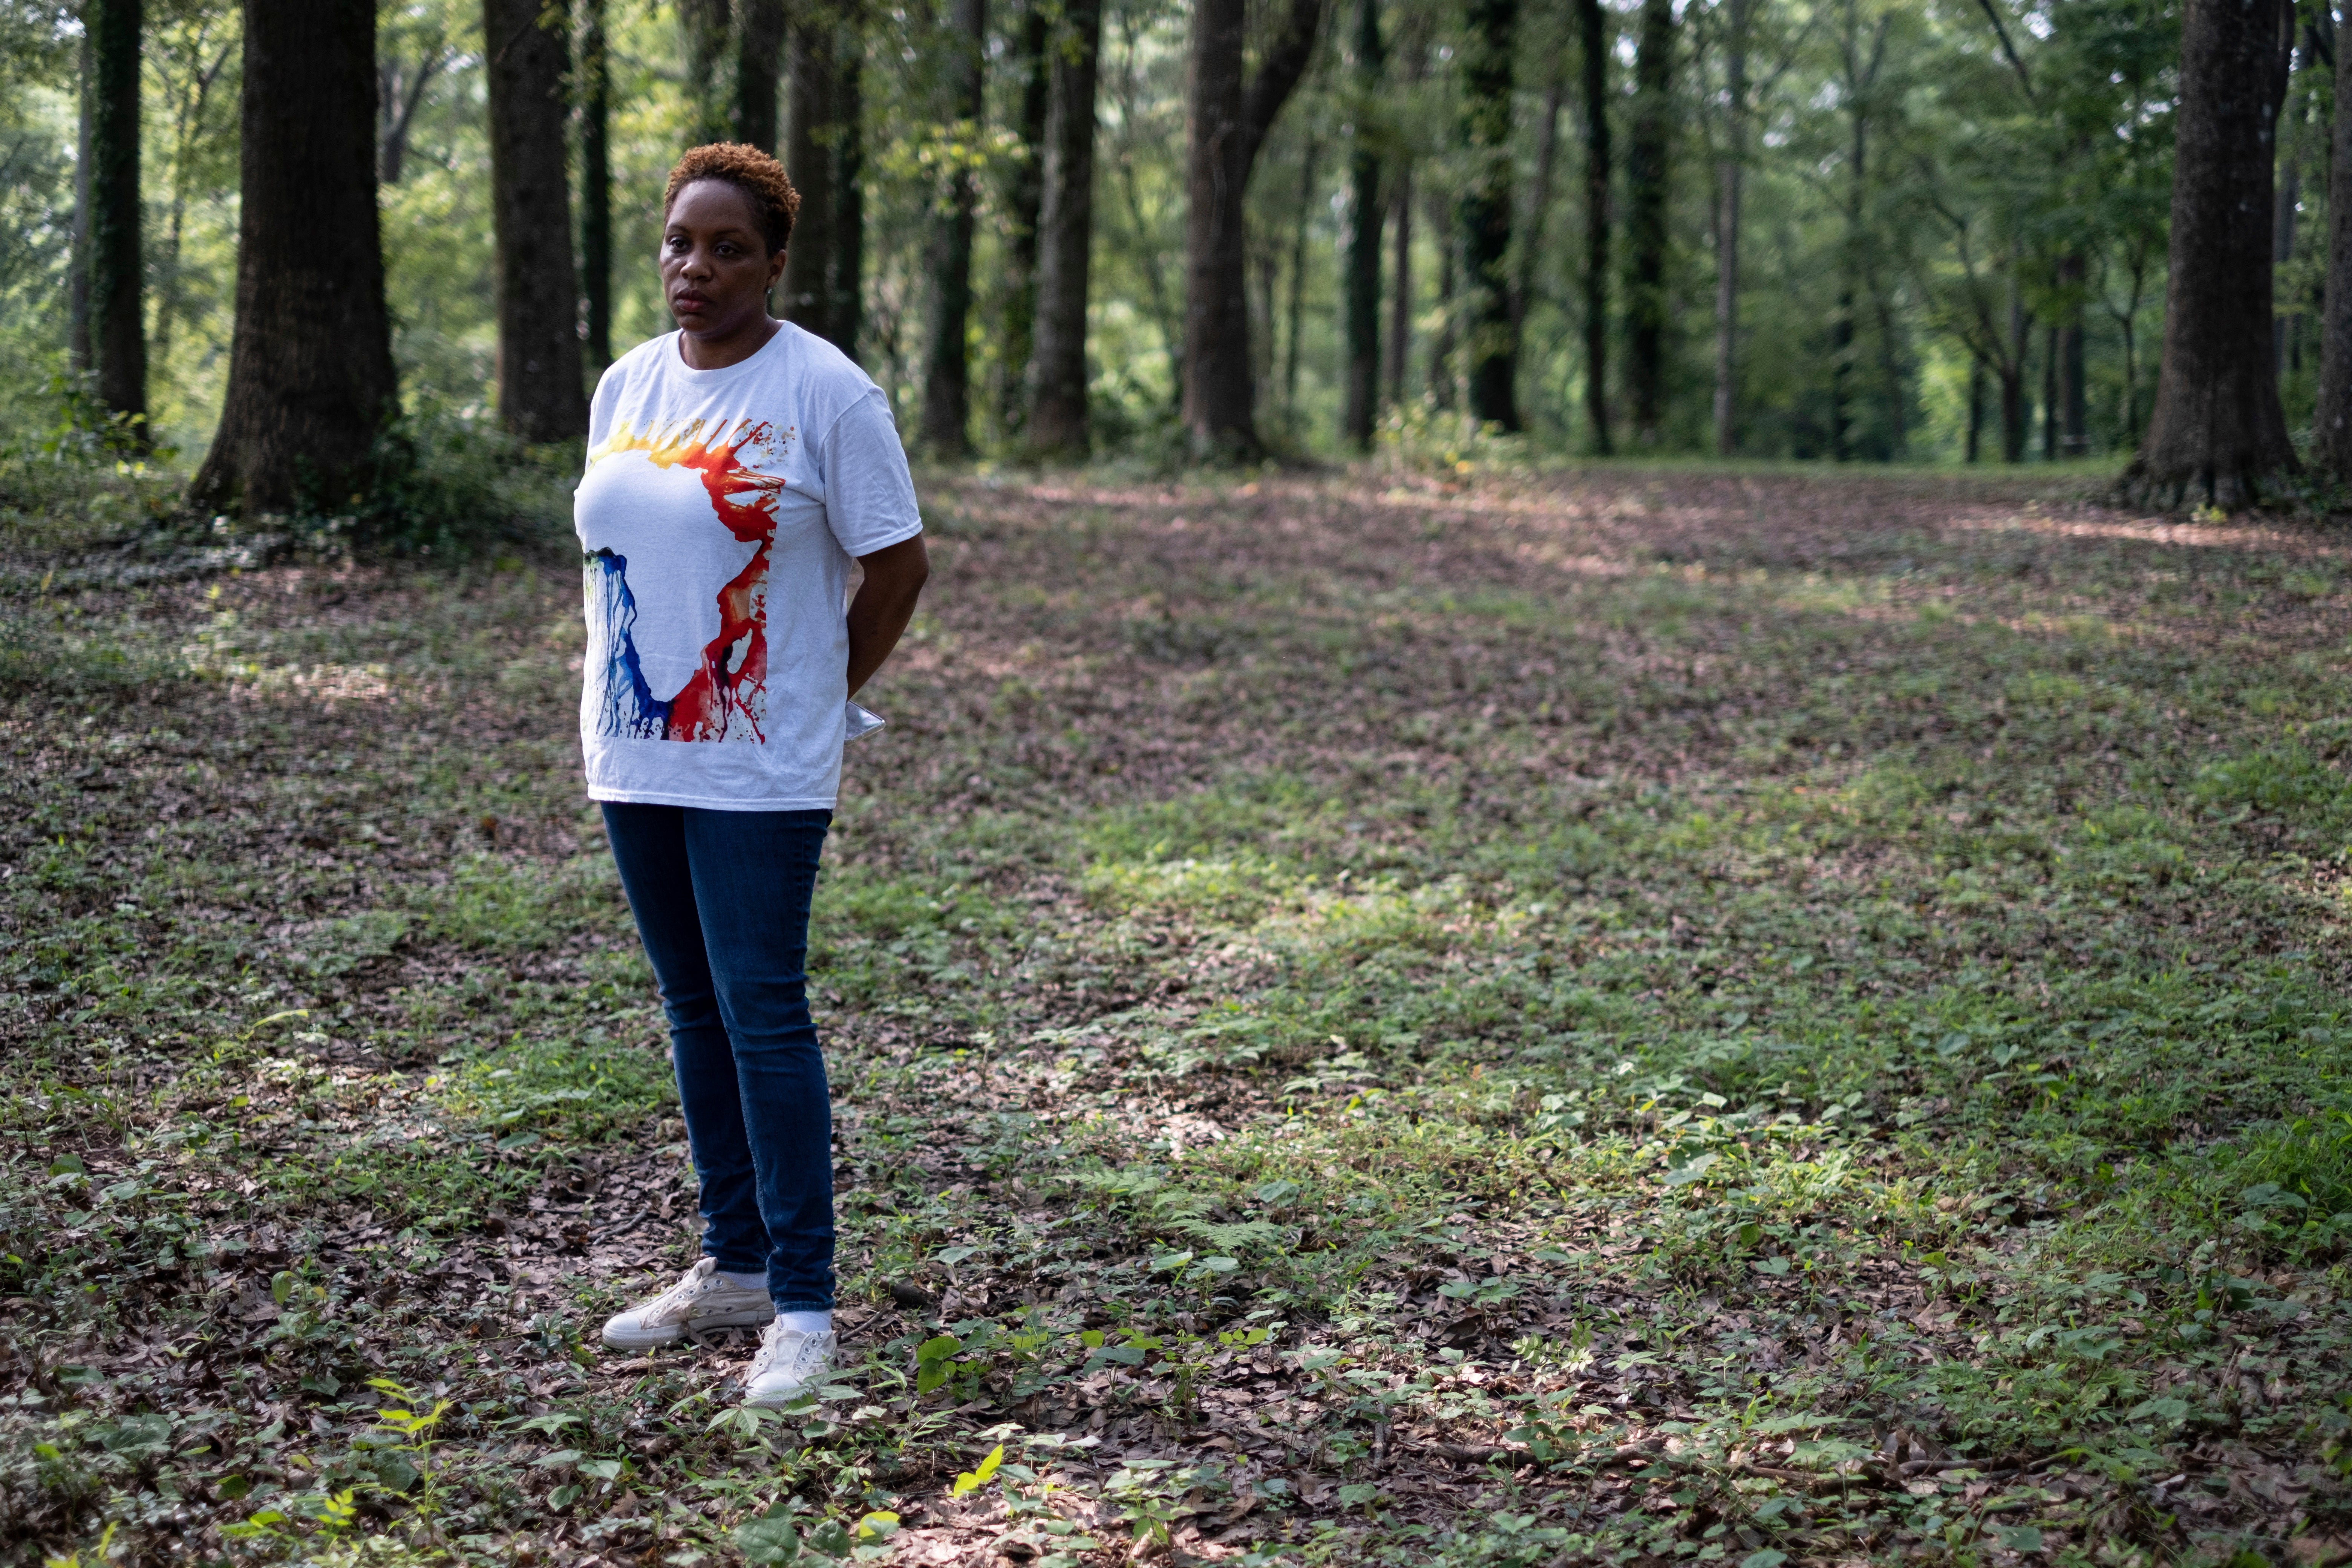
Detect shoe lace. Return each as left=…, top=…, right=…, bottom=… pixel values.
left=642, top=1261, right=718, bottom=1321
left=751, top=1323, right=828, bottom=1382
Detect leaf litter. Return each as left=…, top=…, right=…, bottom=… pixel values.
left=3, top=464, right=2352, bottom=1566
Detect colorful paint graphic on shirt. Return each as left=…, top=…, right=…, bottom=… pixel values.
left=582, top=417, right=796, bottom=743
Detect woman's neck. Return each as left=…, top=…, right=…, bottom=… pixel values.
left=677, top=314, right=781, bottom=371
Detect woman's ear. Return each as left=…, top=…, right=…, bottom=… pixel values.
left=768, top=247, right=788, bottom=289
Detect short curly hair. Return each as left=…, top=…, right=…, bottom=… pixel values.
left=663, top=142, right=801, bottom=254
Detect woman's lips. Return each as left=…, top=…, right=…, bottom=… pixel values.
left=673, top=293, right=712, bottom=312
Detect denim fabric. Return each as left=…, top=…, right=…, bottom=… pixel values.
left=601, top=802, right=835, bottom=1311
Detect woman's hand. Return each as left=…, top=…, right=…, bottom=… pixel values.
left=845, top=535, right=930, bottom=698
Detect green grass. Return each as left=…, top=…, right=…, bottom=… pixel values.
left=3, top=463, right=2351, bottom=1566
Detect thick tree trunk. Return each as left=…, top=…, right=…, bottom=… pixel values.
left=88, top=0, right=145, bottom=430
left=780, top=17, right=838, bottom=342
left=2121, top=0, right=2298, bottom=508
left=734, top=0, right=786, bottom=152
left=2059, top=251, right=2087, bottom=455
left=2318, top=0, right=2352, bottom=474
left=830, top=36, right=864, bottom=358
left=2001, top=282, right=2029, bottom=462
left=1000, top=1, right=1050, bottom=431
left=1623, top=0, right=1671, bottom=444
left=1026, top=0, right=1102, bottom=457
left=679, top=0, right=732, bottom=145
left=485, top=0, right=586, bottom=442
left=1966, top=354, right=1984, bottom=462
left=2042, top=320, right=2058, bottom=459
left=1459, top=0, right=1520, bottom=431
left=191, top=0, right=398, bottom=514
left=1383, top=17, right=1429, bottom=410
left=1428, top=190, right=1457, bottom=408
left=1577, top=0, right=1613, bottom=455
left=1341, top=0, right=1383, bottom=450
left=1830, top=285, right=1853, bottom=461
left=1513, top=68, right=1565, bottom=340
left=581, top=0, right=612, bottom=371
left=1180, top=0, right=1326, bottom=462
left=1713, top=0, right=1749, bottom=456
left=920, top=0, right=985, bottom=458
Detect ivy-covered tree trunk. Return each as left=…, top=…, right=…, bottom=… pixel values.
left=1025, top=0, right=1103, bottom=458
left=485, top=0, right=586, bottom=441
left=88, top=0, right=145, bottom=430
left=190, top=0, right=398, bottom=514
left=2120, top=0, right=2297, bottom=508
left=779, top=15, right=839, bottom=342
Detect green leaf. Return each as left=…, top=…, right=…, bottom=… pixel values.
left=736, top=1514, right=802, bottom=1564
left=1739, top=1553, right=1788, bottom=1568
left=1990, top=1524, right=2043, bottom=1552
left=532, top=1448, right=583, bottom=1467
left=1663, top=1152, right=1719, bottom=1186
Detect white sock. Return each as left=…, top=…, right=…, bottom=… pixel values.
left=718, top=1269, right=767, bottom=1293
left=776, top=1309, right=832, bottom=1337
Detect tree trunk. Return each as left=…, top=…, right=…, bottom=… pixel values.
left=920, top=0, right=986, bottom=458
left=2317, top=0, right=2352, bottom=474
left=1026, top=0, right=1102, bottom=457
left=88, top=0, right=145, bottom=429
left=485, top=0, right=586, bottom=442
left=2059, top=251, right=2087, bottom=455
left=378, top=34, right=447, bottom=183
left=1513, top=67, right=1565, bottom=340
left=2001, top=281, right=2029, bottom=462
left=680, top=0, right=732, bottom=146
left=1283, top=130, right=1318, bottom=427
left=1429, top=190, right=1457, bottom=408
left=1624, top=0, right=1671, bottom=444
left=1180, top=0, right=1327, bottom=461
left=2042, top=320, right=2058, bottom=459
left=1000, top=0, right=1050, bottom=431
left=581, top=0, right=612, bottom=371
left=190, top=0, right=398, bottom=514
left=780, top=16, right=838, bottom=342
left=1966, top=354, right=1984, bottom=462
left=829, top=32, right=864, bottom=358
left=2121, top=0, right=2298, bottom=508
left=1383, top=15, right=1429, bottom=410
left=1713, top=0, right=1749, bottom=456
left=734, top=0, right=786, bottom=152
left=1577, top=0, right=1613, bottom=454
left=1341, top=0, right=1383, bottom=450
left=69, top=31, right=92, bottom=374
left=1830, top=283, right=1853, bottom=461
left=1459, top=0, right=1519, bottom=431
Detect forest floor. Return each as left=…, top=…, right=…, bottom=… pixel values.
left=5, top=459, right=2352, bottom=1568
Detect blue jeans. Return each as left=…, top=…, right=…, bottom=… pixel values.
left=601, top=802, right=835, bottom=1311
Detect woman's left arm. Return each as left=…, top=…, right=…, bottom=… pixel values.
left=845, top=535, right=929, bottom=698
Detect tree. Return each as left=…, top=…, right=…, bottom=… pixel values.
left=1458, top=0, right=1519, bottom=430
left=484, top=0, right=586, bottom=441
left=87, top=0, right=145, bottom=429
left=190, top=0, right=398, bottom=514
left=780, top=7, right=852, bottom=352
left=2317, top=0, right=2352, bottom=475
left=1713, top=0, right=1755, bottom=455
left=2120, top=0, right=2297, bottom=507
left=1000, top=0, right=1051, bottom=432
left=580, top=0, right=612, bottom=370
left=735, top=0, right=786, bottom=151
left=1576, top=0, right=1612, bottom=453
left=1180, top=0, right=1328, bottom=461
left=1623, top=0, right=1672, bottom=445
left=680, top=0, right=731, bottom=145
left=1341, top=0, right=1383, bottom=450
left=920, top=0, right=986, bottom=456
left=1026, top=0, right=1104, bottom=457
left=377, top=14, right=449, bottom=184
left=831, top=34, right=865, bottom=355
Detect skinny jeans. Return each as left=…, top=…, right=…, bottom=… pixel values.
left=600, top=802, right=834, bottom=1311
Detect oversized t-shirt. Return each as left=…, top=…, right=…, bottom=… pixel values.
left=573, top=323, right=922, bottom=811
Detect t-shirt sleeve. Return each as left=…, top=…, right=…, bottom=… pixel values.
left=816, top=388, right=924, bottom=557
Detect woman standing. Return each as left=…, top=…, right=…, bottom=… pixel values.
left=578, top=144, right=928, bottom=1407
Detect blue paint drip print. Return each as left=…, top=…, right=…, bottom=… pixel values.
left=587, top=549, right=672, bottom=739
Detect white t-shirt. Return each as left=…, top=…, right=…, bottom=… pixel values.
left=573, top=323, right=922, bottom=811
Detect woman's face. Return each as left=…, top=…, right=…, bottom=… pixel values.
left=660, top=179, right=787, bottom=340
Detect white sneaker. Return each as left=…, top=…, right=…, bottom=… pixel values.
left=743, top=1319, right=837, bottom=1407
left=600, top=1258, right=774, bottom=1350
